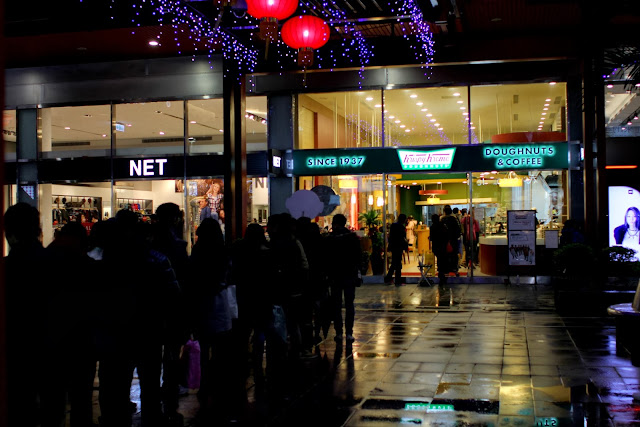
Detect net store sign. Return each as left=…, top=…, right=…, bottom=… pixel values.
left=129, top=158, right=168, bottom=177
left=483, top=145, right=556, bottom=168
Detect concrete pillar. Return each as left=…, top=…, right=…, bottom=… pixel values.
left=268, top=95, right=295, bottom=215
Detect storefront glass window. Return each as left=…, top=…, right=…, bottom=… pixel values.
left=249, top=177, right=269, bottom=226
left=384, top=87, right=470, bottom=146
left=114, top=101, right=185, bottom=157
left=182, top=178, right=225, bottom=247
left=39, top=182, right=112, bottom=247
left=604, top=82, right=638, bottom=138
left=469, top=82, right=567, bottom=144
left=39, top=105, right=111, bottom=159
left=4, top=110, right=17, bottom=160
left=298, top=91, right=383, bottom=149
left=187, top=96, right=267, bottom=154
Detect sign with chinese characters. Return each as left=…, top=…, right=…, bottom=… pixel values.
left=397, top=148, right=456, bottom=170
left=292, top=142, right=568, bottom=176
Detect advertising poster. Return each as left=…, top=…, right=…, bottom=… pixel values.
left=508, top=230, right=536, bottom=266
left=609, top=186, right=640, bottom=260
left=508, top=210, right=536, bottom=231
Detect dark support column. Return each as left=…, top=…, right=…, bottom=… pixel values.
left=566, top=76, right=585, bottom=224
left=16, top=109, right=38, bottom=207
left=582, top=55, right=597, bottom=243
left=223, top=70, right=247, bottom=242
left=594, top=52, right=608, bottom=248
left=268, top=94, right=295, bottom=215
left=0, top=1, right=7, bottom=421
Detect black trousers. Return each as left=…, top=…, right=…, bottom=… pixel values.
left=385, top=249, right=403, bottom=285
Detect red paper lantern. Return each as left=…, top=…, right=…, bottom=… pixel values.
left=246, top=0, right=298, bottom=41
left=281, top=15, right=330, bottom=67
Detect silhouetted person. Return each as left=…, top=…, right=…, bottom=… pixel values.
left=5, top=203, right=64, bottom=427
left=441, top=206, right=461, bottom=277
left=231, top=223, right=272, bottom=389
left=152, top=203, right=188, bottom=424
left=462, top=208, right=480, bottom=267
left=327, top=214, right=361, bottom=342
left=99, top=210, right=180, bottom=427
left=296, top=218, right=330, bottom=345
left=47, top=221, right=99, bottom=427
left=430, top=214, right=449, bottom=285
left=385, top=213, right=408, bottom=286
left=186, top=218, right=234, bottom=422
left=266, top=213, right=308, bottom=386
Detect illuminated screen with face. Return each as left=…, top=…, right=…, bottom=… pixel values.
left=609, top=186, right=640, bottom=256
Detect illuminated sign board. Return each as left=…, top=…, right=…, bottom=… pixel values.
left=292, top=142, right=568, bottom=176
left=404, top=403, right=454, bottom=412
left=483, top=145, right=557, bottom=168
left=398, top=148, right=455, bottom=170
left=129, top=158, right=168, bottom=177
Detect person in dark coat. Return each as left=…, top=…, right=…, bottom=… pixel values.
left=440, top=206, right=462, bottom=277
left=98, top=210, right=180, bottom=427
left=4, top=203, right=64, bottom=427
left=384, top=213, right=408, bottom=286
left=151, top=202, right=189, bottom=424
left=326, top=214, right=361, bottom=342
left=186, top=218, right=233, bottom=421
left=429, top=214, right=449, bottom=285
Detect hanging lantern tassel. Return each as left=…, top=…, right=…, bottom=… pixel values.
left=297, top=47, right=314, bottom=67
left=282, top=15, right=330, bottom=68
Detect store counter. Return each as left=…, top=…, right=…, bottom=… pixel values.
left=478, top=235, right=546, bottom=276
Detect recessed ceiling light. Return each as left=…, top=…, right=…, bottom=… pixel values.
left=457, top=100, right=463, bottom=104
left=438, top=127, right=443, bottom=131
left=544, top=104, right=549, bottom=106
left=190, top=120, right=197, bottom=124
left=628, top=121, right=633, bottom=125
left=412, top=182, right=417, bottom=185
left=159, top=131, right=165, bottom=135
left=434, top=123, right=440, bottom=127
left=394, top=120, right=401, bottom=123
left=405, top=129, right=411, bottom=133
left=416, top=102, right=423, bottom=106
left=607, top=84, right=613, bottom=88
left=543, top=108, right=548, bottom=110
left=149, top=40, right=159, bottom=46
left=64, top=127, right=71, bottom=130
left=102, top=134, right=107, bottom=137
left=421, top=108, right=428, bottom=112
left=410, top=94, right=418, bottom=98
left=463, top=112, right=469, bottom=116
left=126, top=123, right=132, bottom=127
left=426, top=113, right=433, bottom=117
left=460, top=107, right=466, bottom=110
left=366, top=97, right=373, bottom=101
left=453, top=92, right=461, bottom=97
left=219, top=129, right=224, bottom=132
left=389, top=115, right=395, bottom=119
left=549, top=82, right=557, bottom=85
left=400, top=125, right=406, bottom=128
left=470, top=126, right=476, bottom=129
left=374, top=104, right=382, bottom=108
left=545, top=98, right=551, bottom=102
left=384, top=110, right=388, bottom=113
left=430, top=119, right=436, bottom=122
left=541, top=112, right=547, bottom=115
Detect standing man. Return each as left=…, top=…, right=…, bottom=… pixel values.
left=440, top=207, right=462, bottom=277
left=385, top=213, right=408, bottom=286
left=327, top=214, right=361, bottom=342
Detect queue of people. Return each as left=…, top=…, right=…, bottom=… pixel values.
left=4, top=204, right=363, bottom=426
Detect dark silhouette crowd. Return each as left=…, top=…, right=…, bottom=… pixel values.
left=4, top=203, right=362, bottom=427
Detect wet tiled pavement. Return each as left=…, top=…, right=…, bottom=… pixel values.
left=82, top=282, right=640, bottom=426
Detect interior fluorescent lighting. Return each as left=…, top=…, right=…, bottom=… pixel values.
left=410, top=94, right=418, bottom=98
left=149, top=40, right=159, bottom=46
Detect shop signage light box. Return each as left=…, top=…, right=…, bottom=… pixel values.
left=292, top=142, right=568, bottom=176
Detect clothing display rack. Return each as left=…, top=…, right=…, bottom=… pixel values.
left=52, top=195, right=102, bottom=228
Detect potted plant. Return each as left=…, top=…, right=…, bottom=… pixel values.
left=600, top=246, right=640, bottom=287
left=369, top=225, right=385, bottom=275
left=359, top=209, right=381, bottom=231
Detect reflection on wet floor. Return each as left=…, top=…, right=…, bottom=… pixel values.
left=77, top=283, right=640, bottom=426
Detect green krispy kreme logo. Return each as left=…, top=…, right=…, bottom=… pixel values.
left=398, top=148, right=456, bottom=170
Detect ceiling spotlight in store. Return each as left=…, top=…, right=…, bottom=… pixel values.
left=149, top=40, right=159, bottom=46
left=366, top=97, right=373, bottom=101
left=374, top=104, right=382, bottom=108
left=549, top=82, right=557, bottom=85
left=376, top=197, right=384, bottom=207
left=410, top=94, right=418, bottom=98
left=412, top=182, right=417, bottom=185
left=416, top=102, right=423, bottom=106
left=400, top=125, right=406, bottom=128
left=64, top=127, right=71, bottom=130
left=607, top=84, right=614, bottom=88
left=457, top=100, right=463, bottom=104
left=421, top=108, right=428, bottom=112
left=394, top=120, right=401, bottom=123
left=102, top=134, right=107, bottom=137
left=438, top=127, right=443, bottom=130
left=405, top=129, right=410, bottom=132
left=545, top=98, right=551, bottom=102
left=159, top=131, right=165, bottom=135
left=453, top=92, right=461, bottom=97
left=426, top=113, right=433, bottom=117
left=368, top=195, right=374, bottom=205
left=126, top=124, right=132, bottom=127
left=190, top=120, right=197, bottom=124
left=389, top=115, right=395, bottom=119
